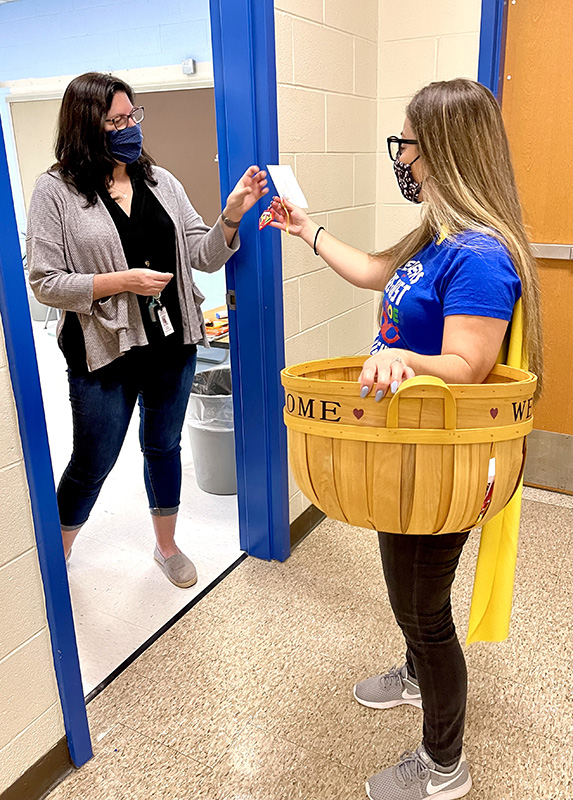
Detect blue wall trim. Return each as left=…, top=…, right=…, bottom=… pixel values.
left=210, top=0, right=290, bottom=562
left=0, top=117, right=92, bottom=768
left=478, top=0, right=508, bottom=98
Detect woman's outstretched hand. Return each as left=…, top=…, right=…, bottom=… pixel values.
left=269, top=196, right=315, bottom=241
left=223, top=166, right=269, bottom=222
left=359, top=350, right=415, bottom=401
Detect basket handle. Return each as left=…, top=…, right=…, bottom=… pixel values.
left=386, top=375, right=457, bottom=430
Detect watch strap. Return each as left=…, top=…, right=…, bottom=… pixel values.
left=221, top=214, right=241, bottom=229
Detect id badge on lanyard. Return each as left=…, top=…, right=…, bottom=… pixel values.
left=148, top=293, right=174, bottom=337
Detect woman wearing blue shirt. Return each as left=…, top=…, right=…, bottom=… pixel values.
left=270, top=79, right=542, bottom=800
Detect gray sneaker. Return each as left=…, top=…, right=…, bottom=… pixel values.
left=366, top=745, right=472, bottom=800
left=153, top=546, right=198, bottom=588
left=354, top=664, right=422, bottom=710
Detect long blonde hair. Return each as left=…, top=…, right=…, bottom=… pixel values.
left=377, top=79, right=543, bottom=389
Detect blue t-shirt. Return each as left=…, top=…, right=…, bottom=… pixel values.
left=370, top=231, right=522, bottom=356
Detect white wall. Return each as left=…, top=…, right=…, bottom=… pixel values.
left=376, top=0, right=482, bottom=250
left=276, top=0, right=483, bottom=522
left=275, top=0, right=380, bottom=522
left=0, top=318, right=64, bottom=794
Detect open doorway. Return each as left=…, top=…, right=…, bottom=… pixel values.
left=0, top=0, right=288, bottom=766
left=1, top=3, right=242, bottom=697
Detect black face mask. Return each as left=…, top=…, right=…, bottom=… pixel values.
left=393, top=155, right=422, bottom=203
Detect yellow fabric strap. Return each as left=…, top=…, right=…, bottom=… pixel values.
left=466, top=298, right=526, bottom=644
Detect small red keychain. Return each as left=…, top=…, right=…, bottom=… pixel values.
left=258, top=205, right=275, bottom=230
left=259, top=198, right=290, bottom=233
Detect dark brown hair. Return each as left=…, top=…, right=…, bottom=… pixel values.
left=53, top=72, right=156, bottom=205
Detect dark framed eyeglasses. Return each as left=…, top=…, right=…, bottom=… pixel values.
left=387, top=135, right=418, bottom=161
left=105, top=106, right=145, bottom=131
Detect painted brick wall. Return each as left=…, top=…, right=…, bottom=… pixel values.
left=0, top=0, right=211, bottom=81
left=376, top=0, right=482, bottom=250
left=275, top=0, right=380, bottom=523
left=0, top=318, right=64, bottom=794
left=277, top=0, right=483, bottom=523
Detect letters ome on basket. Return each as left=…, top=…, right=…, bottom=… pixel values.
left=286, top=393, right=342, bottom=422
left=285, top=392, right=534, bottom=426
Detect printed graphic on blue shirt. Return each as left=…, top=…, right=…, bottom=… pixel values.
left=370, top=233, right=522, bottom=358
left=371, top=259, right=425, bottom=353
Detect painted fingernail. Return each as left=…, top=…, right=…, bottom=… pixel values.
left=360, top=386, right=370, bottom=398
left=390, top=381, right=399, bottom=394
left=375, top=390, right=384, bottom=402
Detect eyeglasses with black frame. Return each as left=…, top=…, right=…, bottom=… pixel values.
left=387, top=135, right=418, bottom=161
left=105, top=106, right=145, bottom=131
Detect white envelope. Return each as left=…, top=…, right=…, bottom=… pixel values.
left=266, top=164, right=309, bottom=208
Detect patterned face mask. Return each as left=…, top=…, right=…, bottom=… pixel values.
left=393, top=155, right=422, bottom=203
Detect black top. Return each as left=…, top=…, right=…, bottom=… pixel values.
left=60, top=175, right=196, bottom=373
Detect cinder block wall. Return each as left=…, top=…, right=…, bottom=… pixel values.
left=0, top=320, right=64, bottom=794
left=376, top=0, right=482, bottom=250
left=276, top=0, right=483, bottom=521
left=275, top=0, right=380, bottom=522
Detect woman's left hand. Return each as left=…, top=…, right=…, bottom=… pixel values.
left=223, top=165, right=269, bottom=223
left=359, top=350, right=416, bottom=401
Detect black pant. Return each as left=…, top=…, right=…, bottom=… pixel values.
left=378, top=530, right=470, bottom=768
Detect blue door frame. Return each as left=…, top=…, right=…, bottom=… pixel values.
left=210, top=0, right=290, bottom=563
left=0, top=0, right=288, bottom=771
left=478, top=0, right=508, bottom=98
left=0, top=118, right=92, bottom=768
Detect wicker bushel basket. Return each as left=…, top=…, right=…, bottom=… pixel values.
left=281, top=357, right=537, bottom=535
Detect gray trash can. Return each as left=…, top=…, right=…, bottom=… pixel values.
left=186, top=366, right=237, bottom=495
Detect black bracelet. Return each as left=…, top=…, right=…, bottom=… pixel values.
left=313, top=226, right=325, bottom=256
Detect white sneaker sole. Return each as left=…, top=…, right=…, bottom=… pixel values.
left=366, top=774, right=472, bottom=800
left=353, top=685, right=423, bottom=709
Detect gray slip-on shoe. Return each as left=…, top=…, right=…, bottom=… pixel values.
left=153, top=546, right=198, bottom=588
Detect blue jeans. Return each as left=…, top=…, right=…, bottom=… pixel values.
left=57, top=346, right=197, bottom=530
left=378, top=530, right=470, bottom=768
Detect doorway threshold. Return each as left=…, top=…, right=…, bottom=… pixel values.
left=84, top=552, right=247, bottom=705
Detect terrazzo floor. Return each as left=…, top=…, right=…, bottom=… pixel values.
left=47, top=487, right=573, bottom=800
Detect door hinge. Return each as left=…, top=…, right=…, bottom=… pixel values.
left=226, top=290, right=236, bottom=311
